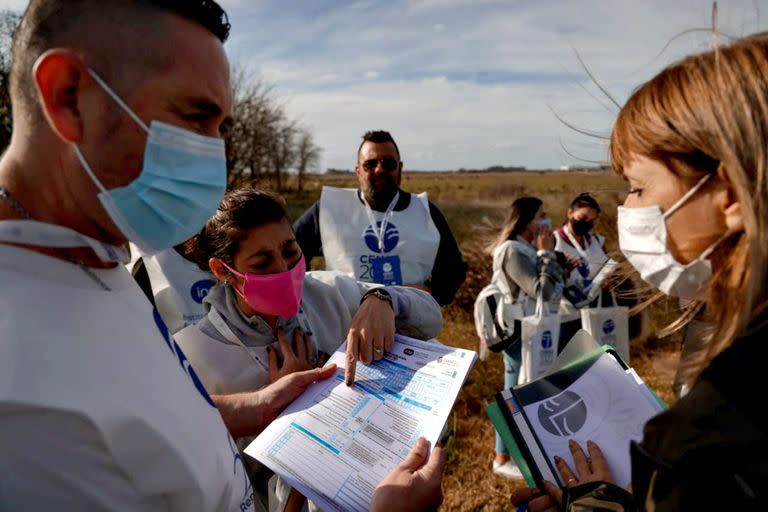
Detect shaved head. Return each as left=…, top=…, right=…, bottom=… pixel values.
left=10, top=0, right=229, bottom=126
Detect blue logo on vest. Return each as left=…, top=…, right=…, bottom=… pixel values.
left=541, top=330, right=553, bottom=349
left=602, top=319, right=615, bottom=335
left=190, top=279, right=215, bottom=304
left=537, top=390, right=588, bottom=436
left=364, top=221, right=399, bottom=253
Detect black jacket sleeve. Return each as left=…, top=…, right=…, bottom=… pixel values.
left=130, top=257, right=156, bottom=307
left=426, top=201, right=466, bottom=305
left=292, top=200, right=323, bottom=270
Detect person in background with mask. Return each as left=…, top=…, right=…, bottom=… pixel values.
left=511, top=32, right=768, bottom=511
left=174, top=187, right=444, bottom=509
left=0, top=1, right=444, bottom=510
left=485, top=196, right=567, bottom=480
left=554, top=193, right=610, bottom=345
left=293, top=130, right=467, bottom=306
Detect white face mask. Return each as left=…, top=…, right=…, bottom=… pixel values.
left=618, top=173, right=725, bottom=299
left=535, top=217, right=552, bottom=236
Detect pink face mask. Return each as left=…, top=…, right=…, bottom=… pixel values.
left=221, top=255, right=306, bottom=318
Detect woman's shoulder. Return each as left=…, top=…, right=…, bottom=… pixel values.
left=303, top=271, right=362, bottom=308
left=495, top=239, right=529, bottom=254
left=501, top=239, right=538, bottom=260
left=174, top=321, right=214, bottom=349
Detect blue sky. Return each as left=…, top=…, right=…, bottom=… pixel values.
left=3, top=0, right=768, bottom=170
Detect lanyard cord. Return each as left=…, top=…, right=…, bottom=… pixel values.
left=563, top=224, right=590, bottom=261
left=0, top=187, right=112, bottom=291
left=362, top=191, right=399, bottom=253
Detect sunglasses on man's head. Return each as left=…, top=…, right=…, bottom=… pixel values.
left=361, top=157, right=399, bottom=172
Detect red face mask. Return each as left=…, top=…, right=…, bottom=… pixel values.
left=221, top=255, right=306, bottom=318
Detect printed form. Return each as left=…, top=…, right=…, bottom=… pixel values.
left=245, top=335, right=476, bottom=512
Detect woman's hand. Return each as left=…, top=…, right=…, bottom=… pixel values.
left=510, top=482, right=561, bottom=512
left=564, top=253, right=582, bottom=273
left=344, top=292, right=395, bottom=385
left=536, top=225, right=555, bottom=251
left=555, top=439, right=614, bottom=488
left=268, top=328, right=314, bottom=383
left=510, top=440, right=616, bottom=511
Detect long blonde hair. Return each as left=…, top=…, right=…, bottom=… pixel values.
left=488, top=197, right=542, bottom=254
left=610, top=33, right=768, bottom=381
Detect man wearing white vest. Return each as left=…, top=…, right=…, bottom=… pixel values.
left=294, top=130, right=467, bottom=306
left=0, top=2, right=442, bottom=510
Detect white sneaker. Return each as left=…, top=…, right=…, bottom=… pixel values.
left=492, top=460, right=525, bottom=480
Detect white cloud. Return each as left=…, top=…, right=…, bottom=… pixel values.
left=178, top=1, right=768, bottom=168
left=0, top=0, right=27, bottom=11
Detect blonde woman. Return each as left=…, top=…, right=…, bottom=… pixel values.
left=486, top=196, right=566, bottom=479
left=512, top=33, right=768, bottom=511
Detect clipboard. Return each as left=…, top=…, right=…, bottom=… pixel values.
left=486, top=343, right=665, bottom=489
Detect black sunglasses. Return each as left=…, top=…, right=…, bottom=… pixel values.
left=361, top=157, right=399, bottom=172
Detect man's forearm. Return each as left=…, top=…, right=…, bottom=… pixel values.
left=211, top=391, right=273, bottom=440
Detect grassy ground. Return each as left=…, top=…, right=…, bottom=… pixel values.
left=278, top=170, right=683, bottom=511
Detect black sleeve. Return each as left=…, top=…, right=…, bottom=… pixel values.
left=130, top=257, right=156, bottom=307
left=292, top=200, right=323, bottom=270
left=426, top=201, right=466, bottom=305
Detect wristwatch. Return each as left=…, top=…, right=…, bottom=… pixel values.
left=360, top=287, right=394, bottom=310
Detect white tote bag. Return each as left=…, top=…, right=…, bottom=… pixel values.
left=580, top=292, right=630, bottom=363
left=518, top=292, right=561, bottom=385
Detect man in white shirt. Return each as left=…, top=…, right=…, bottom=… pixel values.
left=0, top=1, right=443, bottom=510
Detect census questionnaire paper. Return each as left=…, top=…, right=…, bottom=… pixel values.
left=244, top=335, right=476, bottom=512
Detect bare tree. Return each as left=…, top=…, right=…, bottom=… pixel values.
left=295, top=127, right=321, bottom=192
left=225, top=66, right=279, bottom=188
left=268, top=119, right=296, bottom=193
left=224, top=63, right=323, bottom=192
left=0, top=11, right=20, bottom=153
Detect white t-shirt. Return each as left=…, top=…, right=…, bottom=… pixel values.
left=0, top=244, right=255, bottom=511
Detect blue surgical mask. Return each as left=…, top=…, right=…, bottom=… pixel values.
left=73, top=68, right=226, bottom=254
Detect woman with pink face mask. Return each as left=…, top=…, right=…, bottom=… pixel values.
left=174, top=187, right=443, bottom=510
left=175, top=187, right=443, bottom=396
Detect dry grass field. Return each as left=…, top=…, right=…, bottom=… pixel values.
left=281, top=170, right=683, bottom=511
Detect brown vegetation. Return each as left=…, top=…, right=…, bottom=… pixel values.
left=282, top=170, right=683, bottom=511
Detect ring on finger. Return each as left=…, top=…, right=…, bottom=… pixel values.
left=567, top=477, right=578, bottom=485
left=374, top=347, right=383, bottom=354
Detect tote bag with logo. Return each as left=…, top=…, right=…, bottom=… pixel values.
left=580, top=292, right=630, bottom=363
left=518, top=291, right=561, bottom=385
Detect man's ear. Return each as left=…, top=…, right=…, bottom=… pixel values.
left=716, top=166, right=744, bottom=233
left=209, top=257, right=229, bottom=282
left=33, top=49, right=88, bottom=144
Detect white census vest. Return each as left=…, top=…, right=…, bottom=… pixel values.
left=143, top=248, right=216, bottom=334
left=555, top=228, right=608, bottom=319
left=0, top=226, right=254, bottom=511
left=318, top=186, right=440, bottom=285
left=554, top=228, right=608, bottom=279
